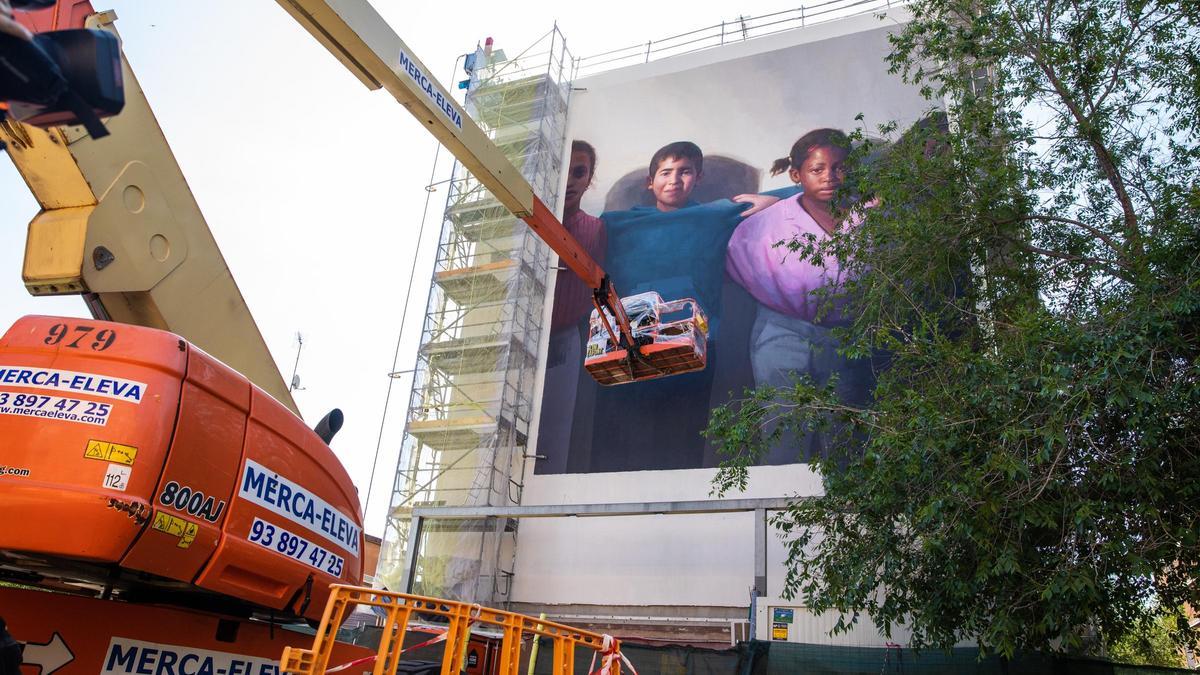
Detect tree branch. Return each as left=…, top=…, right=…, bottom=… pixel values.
left=1001, top=0, right=1144, bottom=258
left=1002, top=235, right=1131, bottom=281
left=994, top=213, right=1129, bottom=263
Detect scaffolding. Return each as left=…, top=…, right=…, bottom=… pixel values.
left=378, top=29, right=574, bottom=607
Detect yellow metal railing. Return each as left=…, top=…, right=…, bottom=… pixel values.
left=280, top=585, right=625, bottom=675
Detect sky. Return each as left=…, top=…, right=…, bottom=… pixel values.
left=0, top=0, right=804, bottom=537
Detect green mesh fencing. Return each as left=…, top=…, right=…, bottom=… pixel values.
left=348, top=623, right=1192, bottom=675
left=743, top=641, right=1194, bottom=675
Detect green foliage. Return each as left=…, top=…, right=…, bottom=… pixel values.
left=1107, top=608, right=1189, bottom=668
left=708, top=0, right=1200, bottom=659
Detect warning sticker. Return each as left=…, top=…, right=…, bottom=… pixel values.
left=771, top=622, right=789, bottom=641
left=85, top=440, right=138, bottom=465
left=152, top=511, right=198, bottom=549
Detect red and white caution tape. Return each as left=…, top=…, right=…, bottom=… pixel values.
left=587, top=634, right=637, bottom=675
left=325, top=654, right=378, bottom=674
left=325, top=618, right=473, bottom=674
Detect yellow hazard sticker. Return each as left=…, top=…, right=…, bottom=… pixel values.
left=152, top=511, right=198, bottom=549
left=84, top=439, right=138, bottom=465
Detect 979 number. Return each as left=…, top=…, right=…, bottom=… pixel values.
left=44, top=323, right=117, bottom=351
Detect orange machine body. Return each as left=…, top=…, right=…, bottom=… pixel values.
left=0, top=315, right=363, bottom=622
left=0, top=585, right=376, bottom=675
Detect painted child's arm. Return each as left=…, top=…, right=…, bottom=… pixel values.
left=731, top=184, right=802, bottom=217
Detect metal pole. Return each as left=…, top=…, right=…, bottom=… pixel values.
left=288, top=333, right=304, bottom=392
left=400, top=514, right=424, bottom=593
left=749, top=587, right=758, bottom=642
left=754, top=508, right=768, bottom=596
left=410, top=496, right=794, bottom=519
left=555, top=26, right=567, bottom=88
left=527, top=612, right=546, bottom=675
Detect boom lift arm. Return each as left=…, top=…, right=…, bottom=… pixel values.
left=2, top=0, right=298, bottom=412
left=275, top=0, right=640, bottom=356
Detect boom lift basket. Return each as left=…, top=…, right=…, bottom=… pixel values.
left=584, top=291, right=708, bottom=386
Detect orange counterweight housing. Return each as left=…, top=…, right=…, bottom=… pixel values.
left=0, top=316, right=363, bottom=621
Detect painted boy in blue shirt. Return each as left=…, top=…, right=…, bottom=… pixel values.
left=589, top=142, right=781, bottom=470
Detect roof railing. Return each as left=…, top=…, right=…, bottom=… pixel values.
left=575, top=0, right=903, bottom=77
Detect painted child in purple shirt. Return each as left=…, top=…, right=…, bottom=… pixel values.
left=725, top=128, right=874, bottom=461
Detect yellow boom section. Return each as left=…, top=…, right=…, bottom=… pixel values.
left=1, top=10, right=297, bottom=413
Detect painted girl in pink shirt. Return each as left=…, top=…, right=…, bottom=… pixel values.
left=725, top=129, right=873, bottom=461
left=728, top=128, right=854, bottom=322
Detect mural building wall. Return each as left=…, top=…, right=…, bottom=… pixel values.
left=513, top=10, right=935, bottom=620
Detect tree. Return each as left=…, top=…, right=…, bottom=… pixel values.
left=1107, top=607, right=1189, bottom=668
left=708, top=0, right=1200, bottom=658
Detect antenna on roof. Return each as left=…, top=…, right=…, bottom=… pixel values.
left=289, top=332, right=306, bottom=392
